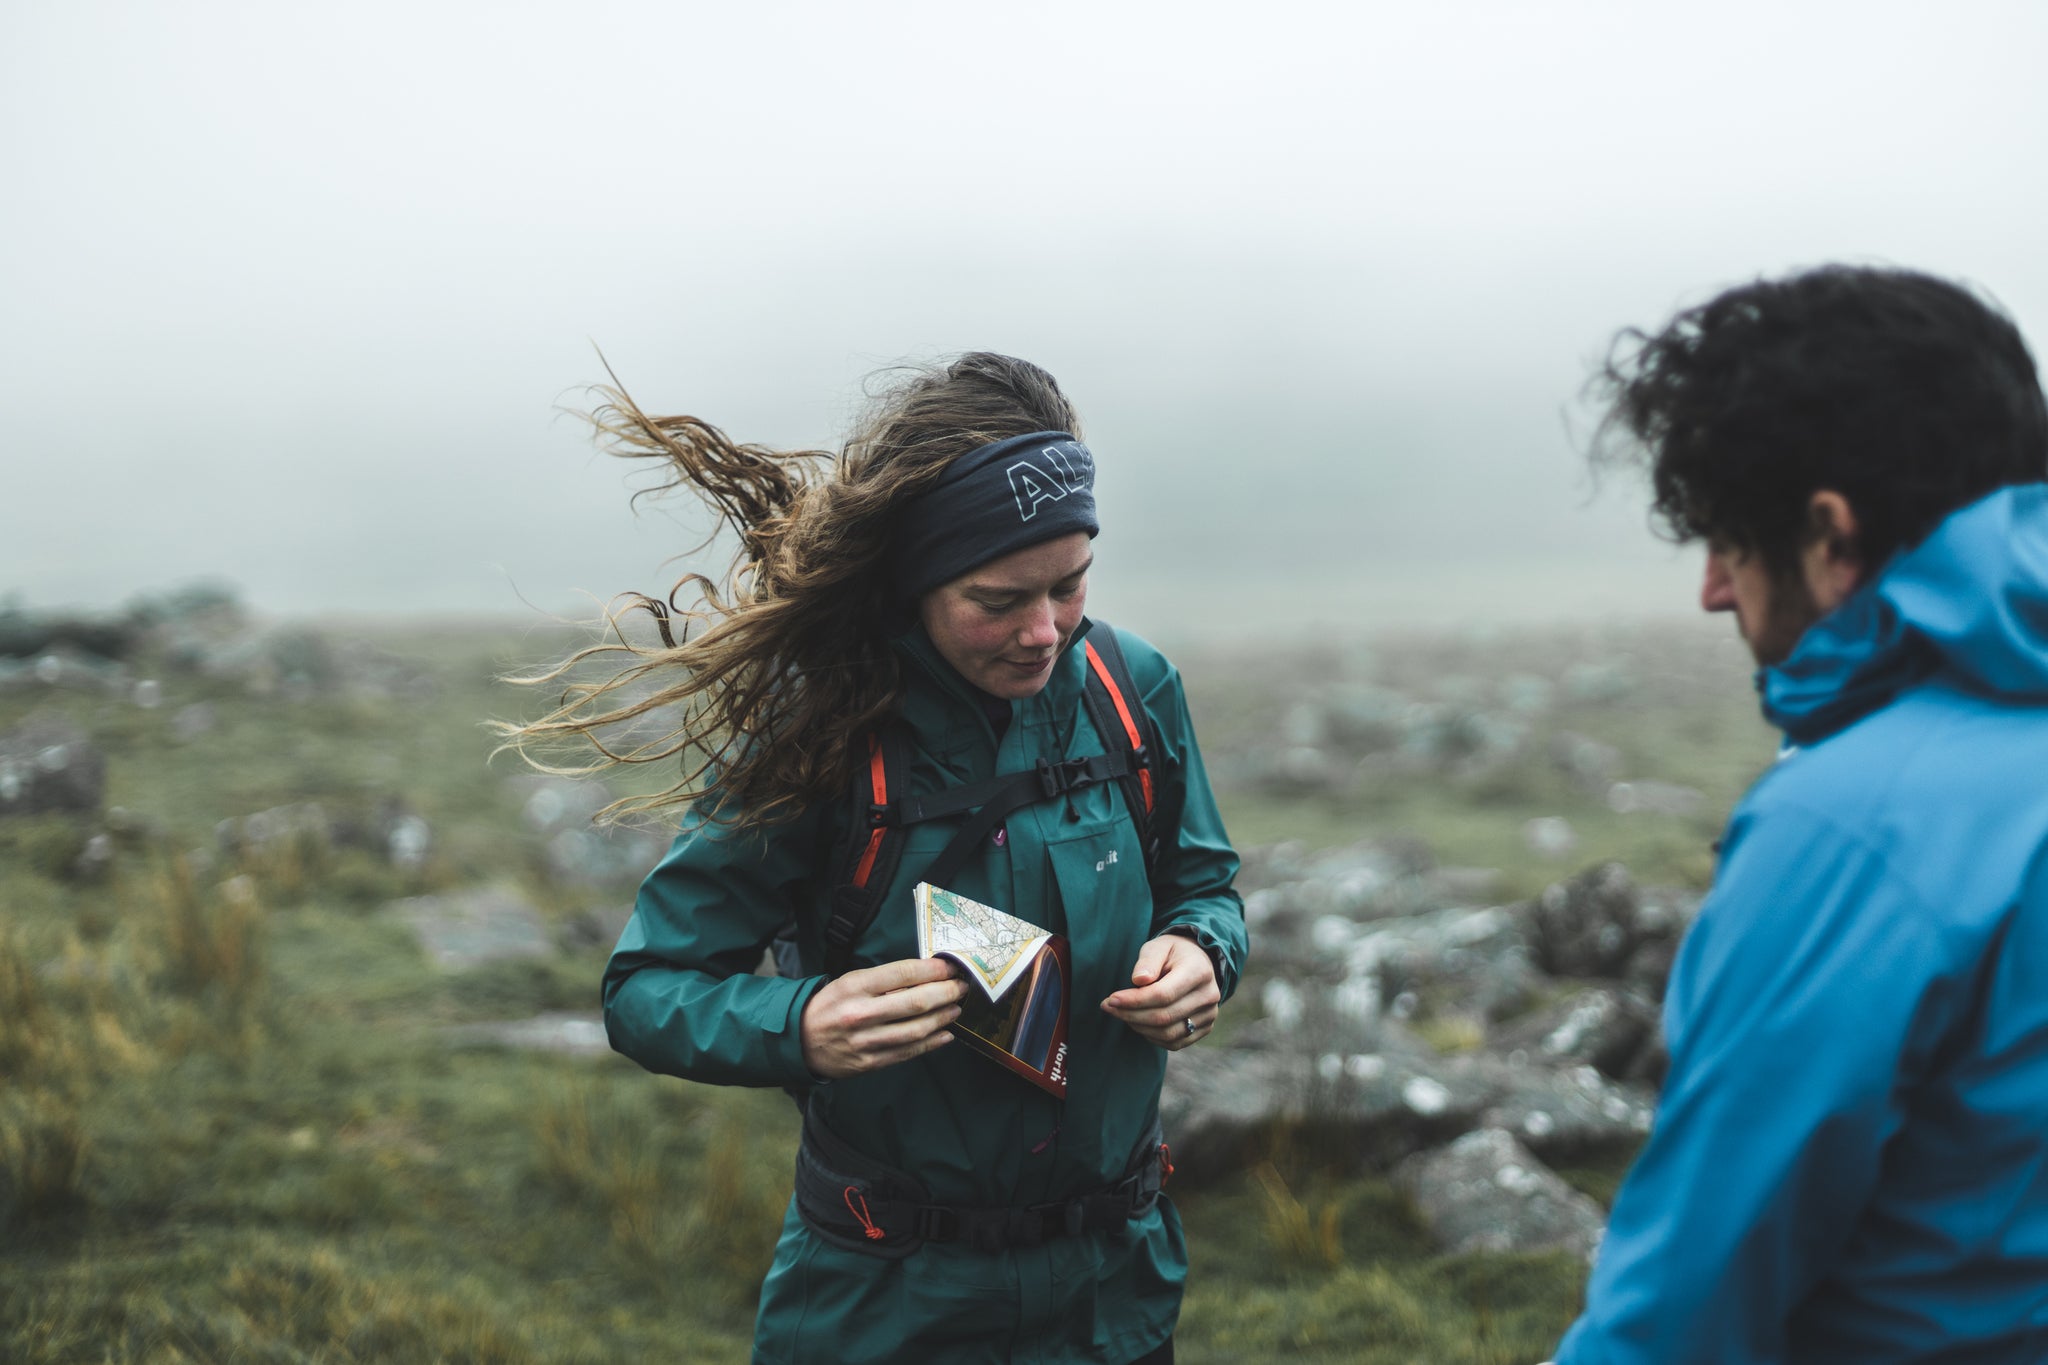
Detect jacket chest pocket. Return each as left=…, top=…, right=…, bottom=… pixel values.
left=1046, top=821, right=1151, bottom=1010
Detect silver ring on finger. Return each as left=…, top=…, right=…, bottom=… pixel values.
left=1184, top=1016, right=1196, bottom=1037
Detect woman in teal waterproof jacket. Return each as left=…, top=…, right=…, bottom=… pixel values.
left=525, top=353, right=1246, bottom=1364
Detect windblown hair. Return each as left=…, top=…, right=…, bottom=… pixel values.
left=497, top=352, right=1080, bottom=832
left=1592, top=265, right=2048, bottom=574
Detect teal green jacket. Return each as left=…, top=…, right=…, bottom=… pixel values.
left=602, top=620, right=1246, bottom=1364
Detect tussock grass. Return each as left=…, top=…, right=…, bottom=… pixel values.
left=1253, top=1162, right=1346, bottom=1270
left=0, top=1090, right=88, bottom=1228
left=0, top=927, right=49, bottom=1076
left=529, top=1081, right=786, bottom=1310
left=153, top=858, right=266, bottom=1009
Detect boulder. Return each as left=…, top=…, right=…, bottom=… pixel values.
left=0, top=716, right=106, bottom=818
left=1477, top=1060, right=1657, bottom=1162
left=442, top=1011, right=610, bottom=1057
left=387, top=887, right=553, bottom=971
left=215, top=797, right=432, bottom=868
left=1160, top=1016, right=1496, bottom=1177
left=1524, top=861, right=1642, bottom=978
left=1394, top=1127, right=1606, bottom=1259
left=1491, top=986, right=1661, bottom=1083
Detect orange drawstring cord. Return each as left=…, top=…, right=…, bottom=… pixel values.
left=843, top=1186, right=885, bottom=1241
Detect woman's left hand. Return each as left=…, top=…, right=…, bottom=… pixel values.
left=1102, top=934, right=1220, bottom=1051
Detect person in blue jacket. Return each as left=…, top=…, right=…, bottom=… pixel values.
left=1552, top=265, right=2048, bottom=1363
left=511, top=352, right=1245, bottom=1364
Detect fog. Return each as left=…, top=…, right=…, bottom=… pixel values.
left=6, top=1, right=2047, bottom=641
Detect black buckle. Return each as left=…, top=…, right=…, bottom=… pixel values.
left=866, top=802, right=892, bottom=827
left=914, top=1206, right=959, bottom=1242
left=1033, top=757, right=1061, bottom=799
left=1005, top=1207, right=1051, bottom=1249
left=1035, top=756, right=1096, bottom=801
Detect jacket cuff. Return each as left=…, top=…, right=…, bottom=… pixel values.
left=767, top=973, right=829, bottom=1086
left=1163, top=924, right=1235, bottom=1000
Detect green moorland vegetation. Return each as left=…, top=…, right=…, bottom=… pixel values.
left=1, top=614, right=1776, bottom=1363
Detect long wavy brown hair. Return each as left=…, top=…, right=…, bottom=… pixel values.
left=497, top=352, right=1082, bottom=832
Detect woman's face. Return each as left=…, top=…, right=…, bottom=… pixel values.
left=919, top=532, right=1092, bottom=699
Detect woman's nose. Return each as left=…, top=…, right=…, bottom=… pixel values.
left=1017, top=599, right=1059, bottom=648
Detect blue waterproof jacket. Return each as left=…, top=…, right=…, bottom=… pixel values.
left=1556, top=486, right=2048, bottom=1364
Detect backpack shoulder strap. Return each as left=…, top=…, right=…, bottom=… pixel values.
left=1080, top=622, right=1165, bottom=884
left=819, top=723, right=914, bottom=978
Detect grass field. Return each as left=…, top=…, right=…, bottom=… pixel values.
left=0, top=613, right=1773, bottom=1363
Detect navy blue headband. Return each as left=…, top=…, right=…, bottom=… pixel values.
left=891, top=430, right=1100, bottom=602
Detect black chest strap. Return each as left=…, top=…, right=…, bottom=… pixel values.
left=817, top=623, right=1163, bottom=978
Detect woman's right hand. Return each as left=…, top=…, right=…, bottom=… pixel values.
left=800, top=958, right=969, bottom=1080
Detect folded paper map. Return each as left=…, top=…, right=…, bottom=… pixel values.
left=913, top=883, right=1070, bottom=1098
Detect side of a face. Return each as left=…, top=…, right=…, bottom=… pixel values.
left=1699, top=492, right=1864, bottom=667
left=1701, top=542, right=1817, bottom=666
left=918, top=531, right=1093, bottom=699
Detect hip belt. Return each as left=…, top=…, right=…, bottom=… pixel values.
left=793, top=1103, right=1172, bottom=1259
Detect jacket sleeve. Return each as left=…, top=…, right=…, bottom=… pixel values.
left=1129, top=639, right=1248, bottom=1002
left=601, top=797, right=829, bottom=1089
left=1554, top=801, right=1969, bottom=1365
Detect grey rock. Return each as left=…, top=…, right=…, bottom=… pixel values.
left=503, top=775, right=666, bottom=888
left=1160, top=1016, right=1494, bottom=1177
left=71, top=832, right=115, bottom=883
left=143, top=593, right=432, bottom=702
left=216, top=802, right=331, bottom=857
left=1561, top=660, right=1636, bottom=705
left=1523, top=816, right=1578, bottom=860
left=0, top=647, right=129, bottom=694
left=1551, top=732, right=1621, bottom=793
left=1491, top=986, right=1661, bottom=1083
left=215, top=797, right=432, bottom=869
left=1479, top=1061, right=1657, bottom=1162
left=1395, top=1127, right=1606, bottom=1259
left=1525, top=861, right=1643, bottom=979
left=543, top=826, right=666, bottom=888
left=443, top=1010, right=611, bottom=1057
left=0, top=716, right=106, bottom=818
left=1254, top=744, right=1345, bottom=797
left=0, top=603, right=133, bottom=661
left=1329, top=904, right=1541, bottom=1025
left=1623, top=937, right=1681, bottom=1005
left=1607, top=780, right=1705, bottom=818
left=388, top=886, right=553, bottom=970
left=1319, top=685, right=1412, bottom=751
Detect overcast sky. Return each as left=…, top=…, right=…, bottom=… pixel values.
left=5, top=1, right=2046, bottom=642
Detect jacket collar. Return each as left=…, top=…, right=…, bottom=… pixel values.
left=1761, top=485, right=2048, bottom=743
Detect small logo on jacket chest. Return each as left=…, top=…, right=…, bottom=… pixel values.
left=1095, top=850, right=1119, bottom=873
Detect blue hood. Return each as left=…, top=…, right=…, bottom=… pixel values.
left=1763, top=484, right=2048, bottom=743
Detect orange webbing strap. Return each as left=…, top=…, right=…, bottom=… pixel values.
left=850, top=733, right=888, bottom=888
left=1084, top=641, right=1155, bottom=814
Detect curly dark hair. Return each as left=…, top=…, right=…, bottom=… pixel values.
left=496, top=352, right=1080, bottom=832
left=1593, top=265, right=2048, bottom=573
